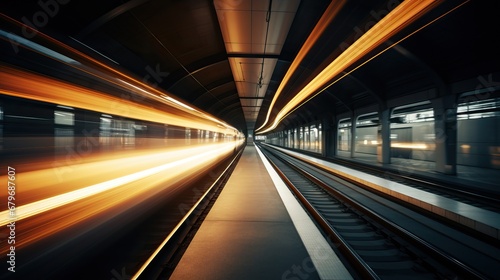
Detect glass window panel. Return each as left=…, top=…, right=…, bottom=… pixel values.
left=54, top=110, right=74, bottom=126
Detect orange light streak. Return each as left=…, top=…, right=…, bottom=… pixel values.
left=0, top=140, right=244, bottom=253
left=256, top=0, right=441, bottom=134
left=391, top=142, right=429, bottom=150
left=0, top=66, right=228, bottom=134
left=1, top=13, right=239, bottom=134
left=0, top=142, right=241, bottom=227
left=255, top=0, right=346, bottom=133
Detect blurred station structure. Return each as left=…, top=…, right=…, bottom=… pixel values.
left=1, top=0, right=499, bottom=279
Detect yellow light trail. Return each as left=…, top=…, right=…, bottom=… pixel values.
left=0, top=66, right=228, bottom=134
left=391, top=143, right=429, bottom=150
left=256, top=0, right=442, bottom=134
left=0, top=142, right=241, bottom=227
left=0, top=13, right=239, bottom=134
left=255, top=0, right=346, bottom=133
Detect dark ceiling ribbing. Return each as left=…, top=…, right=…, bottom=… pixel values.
left=1, top=0, right=498, bottom=135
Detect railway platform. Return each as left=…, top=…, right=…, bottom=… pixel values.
left=269, top=144, right=500, bottom=241
left=336, top=151, right=500, bottom=192
left=169, top=143, right=353, bottom=280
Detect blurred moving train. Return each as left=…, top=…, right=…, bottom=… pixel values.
left=0, top=15, right=246, bottom=275
left=0, top=14, right=244, bottom=164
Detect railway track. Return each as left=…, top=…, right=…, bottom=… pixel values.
left=259, top=144, right=499, bottom=279
left=272, top=145, right=500, bottom=213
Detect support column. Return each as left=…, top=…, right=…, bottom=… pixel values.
left=299, top=126, right=302, bottom=150
left=332, top=116, right=338, bottom=157
left=292, top=129, right=296, bottom=149
left=377, top=108, right=391, bottom=164
left=350, top=115, right=357, bottom=158
left=432, top=95, right=457, bottom=174
left=322, top=116, right=336, bottom=157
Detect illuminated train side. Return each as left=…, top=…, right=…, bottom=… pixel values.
left=0, top=15, right=245, bottom=161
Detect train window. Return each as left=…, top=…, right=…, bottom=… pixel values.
left=133, top=124, right=147, bottom=130
left=355, top=113, right=378, bottom=154
left=338, top=119, right=351, bottom=152
left=390, top=102, right=435, bottom=160
left=100, top=115, right=112, bottom=131
left=54, top=106, right=75, bottom=155
left=392, top=101, right=434, bottom=123
left=338, top=119, right=351, bottom=128
left=405, top=110, right=434, bottom=123
left=54, top=110, right=74, bottom=126
left=457, top=97, right=500, bottom=120
left=99, top=115, right=113, bottom=146
left=356, top=113, right=378, bottom=127
left=100, top=114, right=135, bottom=147
left=0, top=106, right=3, bottom=120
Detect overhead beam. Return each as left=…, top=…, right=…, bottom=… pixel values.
left=227, top=53, right=280, bottom=59
left=76, top=0, right=151, bottom=39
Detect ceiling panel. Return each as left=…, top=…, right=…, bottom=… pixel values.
left=216, top=10, right=252, bottom=54
left=242, top=108, right=260, bottom=113
left=214, top=0, right=252, bottom=10
left=253, top=12, right=297, bottom=54
left=225, top=43, right=253, bottom=54
left=244, top=111, right=259, bottom=118
left=240, top=98, right=264, bottom=107
left=215, top=0, right=300, bottom=130
left=230, top=58, right=277, bottom=100
left=6, top=0, right=477, bottom=138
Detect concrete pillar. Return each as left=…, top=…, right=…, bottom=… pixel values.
left=350, top=116, right=357, bottom=158
left=287, top=130, right=291, bottom=147
left=432, top=95, right=457, bottom=174
left=297, top=127, right=301, bottom=149
left=377, top=108, right=391, bottom=164
left=321, top=117, right=336, bottom=157
left=332, top=116, right=338, bottom=157
left=292, top=129, right=297, bottom=149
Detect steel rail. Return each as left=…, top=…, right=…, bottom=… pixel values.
left=261, top=144, right=487, bottom=279
left=262, top=149, right=379, bottom=280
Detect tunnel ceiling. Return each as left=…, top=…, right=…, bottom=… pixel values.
left=1, top=0, right=498, bottom=135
